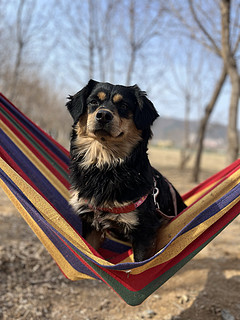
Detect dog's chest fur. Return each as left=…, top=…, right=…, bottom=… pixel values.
left=67, top=80, right=187, bottom=261
left=69, top=188, right=140, bottom=235
left=69, top=132, right=154, bottom=238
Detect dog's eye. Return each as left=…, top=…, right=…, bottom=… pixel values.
left=89, top=99, right=99, bottom=106
left=121, top=102, right=128, bottom=110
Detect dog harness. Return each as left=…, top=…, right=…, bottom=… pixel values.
left=153, top=177, right=178, bottom=220
left=90, top=194, right=148, bottom=214
left=88, top=176, right=178, bottom=219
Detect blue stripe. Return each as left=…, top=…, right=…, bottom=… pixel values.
left=75, top=183, right=240, bottom=270
left=0, top=95, right=69, bottom=165
left=0, top=129, right=82, bottom=233
left=0, top=168, right=98, bottom=279
left=181, top=183, right=240, bottom=234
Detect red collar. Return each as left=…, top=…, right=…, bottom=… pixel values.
left=88, top=194, right=148, bottom=214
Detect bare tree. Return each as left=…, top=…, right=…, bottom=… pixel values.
left=88, top=0, right=95, bottom=80
left=189, top=0, right=239, bottom=168
left=58, top=0, right=121, bottom=84
left=220, top=0, right=240, bottom=164
left=192, top=65, right=228, bottom=181
left=1, top=0, right=56, bottom=101
left=91, top=0, right=120, bottom=82
left=163, top=43, right=211, bottom=170
left=10, top=0, right=26, bottom=100
left=125, top=0, right=165, bottom=85
left=169, top=0, right=240, bottom=181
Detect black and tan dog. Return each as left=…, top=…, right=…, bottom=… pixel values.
left=67, top=80, right=186, bottom=262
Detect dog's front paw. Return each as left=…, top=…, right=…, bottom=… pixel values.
left=132, top=236, right=157, bottom=262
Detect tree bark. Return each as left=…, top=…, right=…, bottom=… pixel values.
left=126, top=0, right=136, bottom=86
left=220, top=0, right=240, bottom=164
left=88, top=0, right=95, bottom=79
left=180, top=92, right=191, bottom=170
left=226, top=60, right=240, bottom=163
left=10, top=0, right=25, bottom=100
left=192, top=66, right=227, bottom=182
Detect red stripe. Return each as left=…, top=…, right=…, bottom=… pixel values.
left=99, top=200, right=240, bottom=292
left=177, top=161, right=240, bottom=222
left=2, top=114, right=70, bottom=188
left=0, top=146, right=83, bottom=239
left=182, top=159, right=240, bottom=201
left=1, top=101, right=69, bottom=172
left=1, top=146, right=48, bottom=200
left=0, top=92, right=69, bottom=156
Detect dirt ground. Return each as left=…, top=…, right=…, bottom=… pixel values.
left=0, top=154, right=240, bottom=320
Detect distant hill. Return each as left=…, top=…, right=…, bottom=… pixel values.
left=151, top=117, right=240, bottom=150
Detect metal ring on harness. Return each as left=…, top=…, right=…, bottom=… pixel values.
left=153, top=176, right=178, bottom=220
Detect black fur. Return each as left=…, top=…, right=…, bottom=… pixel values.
left=67, top=80, right=186, bottom=262
left=67, top=79, right=98, bottom=123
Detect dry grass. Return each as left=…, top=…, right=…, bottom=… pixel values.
left=148, top=146, right=225, bottom=172
left=148, top=147, right=226, bottom=195
left=0, top=147, right=239, bottom=320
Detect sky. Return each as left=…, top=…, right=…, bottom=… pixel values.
left=1, top=0, right=240, bottom=129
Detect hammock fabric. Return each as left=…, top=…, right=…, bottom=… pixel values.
left=0, top=93, right=239, bottom=306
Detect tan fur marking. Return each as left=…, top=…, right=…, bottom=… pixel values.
left=87, top=110, right=122, bottom=138
left=113, top=93, right=123, bottom=103
left=76, top=113, right=88, bottom=135
left=73, top=113, right=142, bottom=169
left=97, top=91, right=106, bottom=101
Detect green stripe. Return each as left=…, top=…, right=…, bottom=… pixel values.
left=70, top=213, right=239, bottom=306
left=1, top=108, right=69, bottom=180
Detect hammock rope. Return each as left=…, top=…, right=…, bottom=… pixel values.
left=0, top=93, right=239, bottom=306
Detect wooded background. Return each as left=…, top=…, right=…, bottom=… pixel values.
left=0, top=0, right=239, bottom=181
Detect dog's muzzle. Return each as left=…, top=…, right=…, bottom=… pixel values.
left=96, top=109, right=113, bottom=124
left=89, top=108, right=123, bottom=139
left=93, top=109, right=115, bottom=137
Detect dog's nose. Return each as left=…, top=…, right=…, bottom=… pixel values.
left=96, top=110, right=113, bottom=124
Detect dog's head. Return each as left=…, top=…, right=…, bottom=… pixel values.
left=67, top=80, right=159, bottom=166
left=67, top=79, right=158, bottom=135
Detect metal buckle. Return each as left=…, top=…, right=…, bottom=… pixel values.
left=153, top=178, right=160, bottom=210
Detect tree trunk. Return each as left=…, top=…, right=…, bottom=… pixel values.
left=192, top=66, right=227, bottom=182
left=220, top=0, right=240, bottom=164
left=126, top=0, right=137, bottom=86
left=180, top=92, right=191, bottom=170
left=10, top=0, right=25, bottom=100
left=88, top=0, right=95, bottom=79
left=226, top=61, right=240, bottom=164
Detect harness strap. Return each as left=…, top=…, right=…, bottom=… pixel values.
left=153, top=177, right=178, bottom=220
left=87, top=177, right=178, bottom=219
left=88, top=194, right=148, bottom=214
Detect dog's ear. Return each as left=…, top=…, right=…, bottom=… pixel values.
left=133, top=85, right=159, bottom=130
left=66, top=79, right=98, bottom=123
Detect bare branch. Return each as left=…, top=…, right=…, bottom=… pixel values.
left=188, top=0, right=221, bottom=56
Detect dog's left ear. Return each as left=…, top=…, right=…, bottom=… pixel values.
left=133, top=85, right=159, bottom=130
left=66, top=79, right=98, bottom=123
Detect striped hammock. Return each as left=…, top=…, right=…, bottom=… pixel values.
left=0, top=93, right=239, bottom=306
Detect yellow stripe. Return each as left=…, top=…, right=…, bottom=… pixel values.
left=126, top=195, right=240, bottom=274
left=157, top=169, right=240, bottom=246
left=117, top=170, right=240, bottom=270
left=184, top=180, right=220, bottom=206
left=0, top=181, right=93, bottom=280
left=1, top=156, right=239, bottom=275
left=1, top=122, right=69, bottom=200
left=0, top=158, right=113, bottom=266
